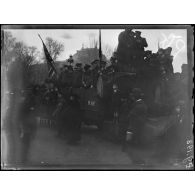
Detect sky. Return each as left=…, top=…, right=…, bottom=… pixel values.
left=7, top=29, right=187, bottom=72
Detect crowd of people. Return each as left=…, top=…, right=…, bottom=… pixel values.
left=14, top=62, right=190, bottom=166
left=15, top=35, right=190, bottom=165
left=17, top=76, right=83, bottom=164
left=57, top=60, right=114, bottom=90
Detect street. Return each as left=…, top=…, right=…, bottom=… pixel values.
left=27, top=125, right=133, bottom=169
left=25, top=124, right=185, bottom=170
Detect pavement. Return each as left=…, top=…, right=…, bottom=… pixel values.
left=27, top=125, right=134, bottom=169
left=2, top=122, right=186, bottom=170
left=25, top=124, right=186, bottom=170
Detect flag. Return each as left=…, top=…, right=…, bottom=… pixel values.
left=38, top=34, right=57, bottom=79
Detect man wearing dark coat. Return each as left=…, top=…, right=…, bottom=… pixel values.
left=18, top=90, right=38, bottom=164
left=127, top=88, right=148, bottom=144
left=52, top=93, right=68, bottom=137
left=65, top=94, right=82, bottom=144
left=82, top=64, right=93, bottom=88
left=111, top=84, right=121, bottom=123
left=53, top=93, right=82, bottom=144
left=42, top=81, right=58, bottom=117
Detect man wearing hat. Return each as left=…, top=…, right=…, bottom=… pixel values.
left=52, top=92, right=68, bottom=137
left=111, top=84, right=122, bottom=123
left=58, top=65, right=69, bottom=87
left=73, top=63, right=83, bottom=87
left=74, top=63, right=83, bottom=71
left=65, top=93, right=82, bottom=144
left=127, top=88, right=148, bottom=145
left=83, top=64, right=93, bottom=88
left=52, top=92, right=82, bottom=144
left=42, top=80, right=58, bottom=118
left=135, top=31, right=148, bottom=47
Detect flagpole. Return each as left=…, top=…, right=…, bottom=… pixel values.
left=99, top=29, right=102, bottom=67
left=38, top=34, right=44, bottom=43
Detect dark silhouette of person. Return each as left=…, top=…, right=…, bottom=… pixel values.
left=83, top=64, right=93, bottom=88
left=52, top=93, right=68, bottom=137
left=111, top=84, right=121, bottom=123
left=53, top=92, right=82, bottom=144
left=127, top=88, right=148, bottom=145
left=18, top=90, right=38, bottom=164
left=66, top=94, right=82, bottom=144
left=42, top=81, right=58, bottom=118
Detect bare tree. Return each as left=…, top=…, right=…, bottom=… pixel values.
left=88, top=36, right=98, bottom=48
left=2, top=31, right=16, bottom=63
left=2, top=31, right=39, bottom=67
left=102, top=43, right=113, bottom=59
left=44, top=37, right=64, bottom=61
left=25, top=46, right=40, bottom=65
left=14, top=42, right=39, bottom=66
